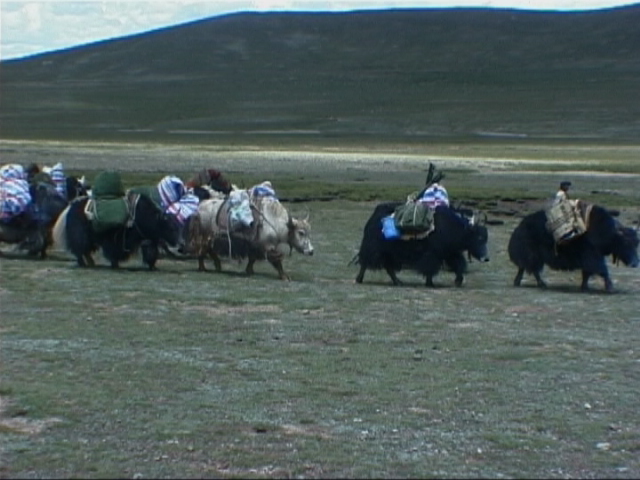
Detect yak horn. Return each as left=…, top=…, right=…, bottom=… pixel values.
left=298, top=205, right=310, bottom=222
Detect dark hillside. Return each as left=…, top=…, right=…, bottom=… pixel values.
left=1, top=7, right=639, bottom=143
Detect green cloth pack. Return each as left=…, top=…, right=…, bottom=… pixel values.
left=393, top=202, right=434, bottom=233
left=90, top=198, right=130, bottom=234
left=92, top=171, right=125, bottom=199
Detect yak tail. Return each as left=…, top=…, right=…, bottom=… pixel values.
left=51, top=204, right=70, bottom=251
left=347, top=252, right=360, bottom=266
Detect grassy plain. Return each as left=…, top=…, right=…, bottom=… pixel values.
left=1, top=139, right=639, bottom=478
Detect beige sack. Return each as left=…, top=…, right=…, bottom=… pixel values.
left=546, top=199, right=587, bottom=244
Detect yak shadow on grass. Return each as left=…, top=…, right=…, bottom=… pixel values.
left=0, top=251, right=46, bottom=262
left=512, top=282, right=630, bottom=295
left=195, top=267, right=313, bottom=283
left=55, top=262, right=186, bottom=274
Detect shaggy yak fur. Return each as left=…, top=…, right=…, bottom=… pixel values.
left=508, top=204, right=639, bottom=292
left=188, top=194, right=314, bottom=281
left=53, top=193, right=181, bottom=269
left=352, top=202, right=490, bottom=287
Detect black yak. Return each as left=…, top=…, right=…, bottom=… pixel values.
left=508, top=204, right=639, bottom=292
left=0, top=182, right=69, bottom=258
left=52, top=193, right=181, bottom=269
left=351, top=202, right=489, bottom=287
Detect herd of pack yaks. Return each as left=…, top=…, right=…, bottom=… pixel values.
left=1, top=166, right=639, bottom=293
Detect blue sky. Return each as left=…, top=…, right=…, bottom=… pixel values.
left=1, top=0, right=637, bottom=60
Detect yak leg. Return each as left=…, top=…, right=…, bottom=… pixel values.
left=384, top=264, right=403, bottom=286
left=581, top=270, right=613, bottom=293
left=265, top=249, right=289, bottom=281
left=355, top=265, right=366, bottom=284
left=84, top=254, right=95, bottom=267
left=602, top=274, right=614, bottom=293
left=420, top=253, right=441, bottom=288
left=141, top=241, right=158, bottom=271
left=210, top=252, right=222, bottom=272
left=581, top=250, right=612, bottom=293
left=513, top=267, right=525, bottom=286
left=533, top=270, right=547, bottom=288
left=385, top=268, right=403, bottom=285
left=446, top=253, right=467, bottom=287
left=75, top=254, right=88, bottom=267
left=197, top=254, right=207, bottom=271
left=245, top=256, right=256, bottom=275
left=73, top=249, right=94, bottom=267
left=512, top=267, right=546, bottom=287
left=381, top=256, right=403, bottom=286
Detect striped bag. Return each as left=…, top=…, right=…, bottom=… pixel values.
left=47, top=163, right=67, bottom=199
left=418, top=183, right=450, bottom=209
left=0, top=164, right=26, bottom=182
left=0, top=178, right=32, bottom=221
left=166, top=193, right=200, bottom=224
left=157, top=175, right=185, bottom=210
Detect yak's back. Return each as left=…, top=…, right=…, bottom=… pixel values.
left=252, top=196, right=292, bottom=246
left=259, top=196, right=288, bottom=223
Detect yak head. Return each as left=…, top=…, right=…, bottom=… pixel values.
left=287, top=210, right=314, bottom=256
left=611, top=223, right=639, bottom=268
left=467, top=211, right=490, bottom=263
left=66, top=175, right=90, bottom=202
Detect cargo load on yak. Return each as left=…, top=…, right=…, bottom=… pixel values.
left=0, top=177, right=32, bottom=223
left=0, top=164, right=31, bottom=223
left=42, top=162, right=67, bottom=199
left=381, top=162, right=447, bottom=239
left=546, top=199, right=588, bottom=244
left=392, top=202, right=434, bottom=234
left=86, top=171, right=129, bottom=234
left=130, top=176, right=199, bottom=225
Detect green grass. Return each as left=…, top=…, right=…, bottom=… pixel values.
left=1, top=145, right=639, bottom=478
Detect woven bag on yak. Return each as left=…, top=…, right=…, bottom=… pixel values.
left=393, top=202, right=434, bottom=234
left=88, top=198, right=129, bottom=234
left=88, top=171, right=128, bottom=233
left=546, top=200, right=587, bottom=244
